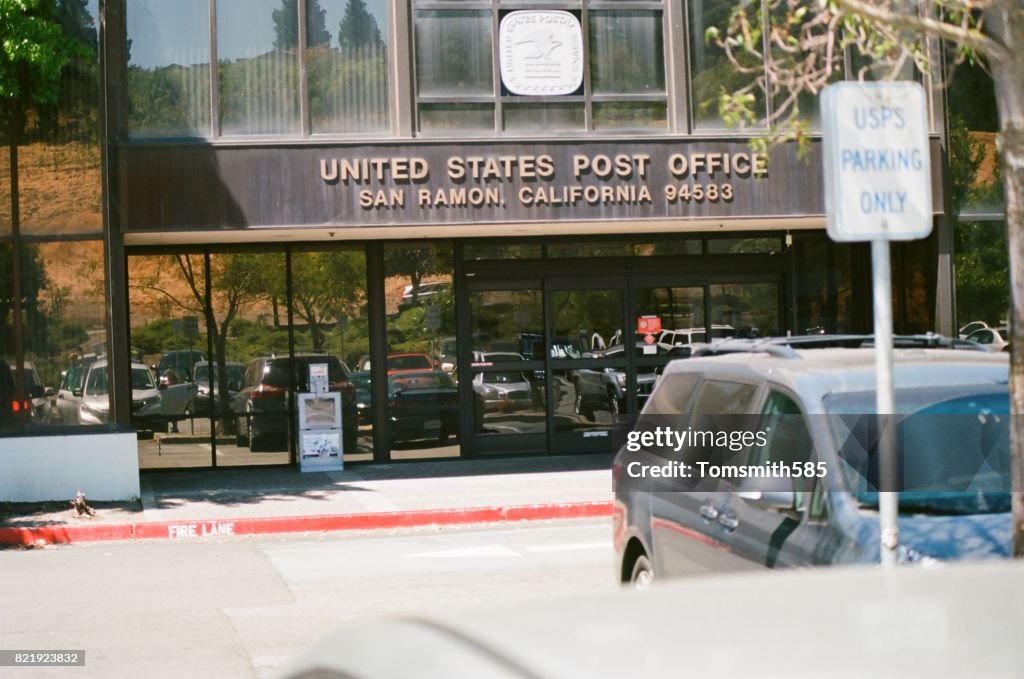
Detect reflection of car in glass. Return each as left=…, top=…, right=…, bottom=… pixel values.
left=80, top=359, right=162, bottom=431
left=572, top=343, right=665, bottom=419
left=615, top=343, right=1012, bottom=587
left=155, top=349, right=205, bottom=426
left=357, top=353, right=435, bottom=373
left=20, top=361, right=51, bottom=424
left=349, top=371, right=373, bottom=426
left=397, top=281, right=450, bottom=312
left=192, top=361, right=246, bottom=417
left=656, top=325, right=734, bottom=351
left=958, top=320, right=989, bottom=339
left=966, top=325, right=1010, bottom=352
left=387, top=370, right=459, bottom=445
left=52, top=363, right=92, bottom=425
left=470, top=352, right=533, bottom=412
left=233, top=354, right=356, bottom=453
left=0, top=358, right=30, bottom=429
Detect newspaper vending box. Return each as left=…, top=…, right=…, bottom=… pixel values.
left=298, top=363, right=343, bottom=472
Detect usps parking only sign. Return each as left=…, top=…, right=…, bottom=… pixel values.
left=822, top=82, right=932, bottom=242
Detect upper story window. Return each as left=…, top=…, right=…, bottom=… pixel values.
left=412, top=0, right=667, bottom=136
left=126, top=0, right=390, bottom=139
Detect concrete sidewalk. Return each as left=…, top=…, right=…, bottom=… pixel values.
left=0, top=454, right=613, bottom=545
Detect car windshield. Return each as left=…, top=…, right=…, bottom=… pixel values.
left=389, top=355, right=432, bottom=370
left=194, top=364, right=245, bottom=384
left=132, top=368, right=156, bottom=390
left=825, top=386, right=1010, bottom=514
left=483, top=372, right=526, bottom=384
left=389, top=372, right=454, bottom=395
left=86, top=367, right=109, bottom=396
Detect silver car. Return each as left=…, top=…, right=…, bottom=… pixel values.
left=615, top=340, right=1011, bottom=586
left=80, top=359, right=162, bottom=430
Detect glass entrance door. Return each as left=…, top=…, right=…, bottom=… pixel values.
left=462, top=273, right=784, bottom=456
left=464, top=283, right=547, bottom=454
left=548, top=283, right=627, bottom=454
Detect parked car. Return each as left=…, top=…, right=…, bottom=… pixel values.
left=572, top=343, right=664, bottom=419
left=349, top=370, right=373, bottom=426
left=155, top=349, right=205, bottom=385
left=79, top=359, right=163, bottom=432
left=51, top=363, right=91, bottom=425
left=0, top=357, right=30, bottom=429
left=356, top=352, right=435, bottom=373
left=21, top=361, right=51, bottom=424
left=233, top=354, right=356, bottom=453
left=387, top=369, right=459, bottom=445
left=966, top=325, right=1010, bottom=352
left=656, top=324, right=734, bottom=351
left=397, top=281, right=450, bottom=312
left=192, top=361, right=246, bottom=417
left=614, top=341, right=1012, bottom=587
left=958, top=320, right=989, bottom=339
left=470, top=351, right=534, bottom=413
left=154, top=349, right=205, bottom=429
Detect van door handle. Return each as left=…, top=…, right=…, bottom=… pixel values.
left=699, top=504, right=719, bottom=522
left=718, top=513, right=739, bottom=532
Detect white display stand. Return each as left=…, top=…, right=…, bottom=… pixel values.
left=298, top=363, right=344, bottom=472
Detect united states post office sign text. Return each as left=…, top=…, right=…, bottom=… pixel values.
left=116, top=140, right=941, bottom=231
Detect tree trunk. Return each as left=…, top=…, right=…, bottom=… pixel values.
left=986, top=5, right=1024, bottom=556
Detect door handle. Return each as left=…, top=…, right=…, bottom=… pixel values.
left=699, top=504, right=719, bottom=522
left=718, top=513, right=739, bottom=532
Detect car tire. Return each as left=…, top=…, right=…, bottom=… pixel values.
left=607, top=390, right=621, bottom=415
left=573, top=387, right=592, bottom=421
left=249, top=416, right=269, bottom=452
left=630, top=554, right=654, bottom=590
left=235, top=417, right=247, bottom=447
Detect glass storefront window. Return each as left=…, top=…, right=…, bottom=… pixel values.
left=383, top=243, right=458, bottom=459
left=792, top=233, right=855, bottom=335
left=592, top=102, right=667, bottom=131
left=709, top=282, right=780, bottom=338
left=589, top=11, right=664, bottom=95
left=290, top=248, right=371, bottom=462
left=954, top=220, right=1008, bottom=330
left=413, top=3, right=668, bottom=134
left=706, top=237, right=783, bottom=255
left=464, top=243, right=543, bottom=260
left=503, top=103, right=585, bottom=133
left=418, top=103, right=495, bottom=134
left=18, top=0, right=102, bottom=235
left=688, top=0, right=765, bottom=131
left=634, top=286, right=705, bottom=344
left=218, top=0, right=301, bottom=136
left=3, top=242, right=108, bottom=430
left=307, top=0, right=390, bottom=134
left=127, top=0, right=211, bottom=137
left=414, top=11, right=494, bottom=97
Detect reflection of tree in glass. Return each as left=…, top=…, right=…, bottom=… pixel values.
left=339, top=0, right=383, bottom=49
left=290, top=251, right=367, bottom=352
left=273, top=0, right=331, bottom=49
left=307, top=0, right=388, bottom=133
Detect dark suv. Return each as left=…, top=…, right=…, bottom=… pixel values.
left=614, top=338, right=1012, bottom=587
left=233, top=354, right=357, bottom=453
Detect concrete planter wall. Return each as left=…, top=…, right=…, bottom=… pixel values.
left=0, top=433, right=140, bottom=501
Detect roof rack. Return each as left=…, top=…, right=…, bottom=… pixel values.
left=691, top=333, right=984, bottom=359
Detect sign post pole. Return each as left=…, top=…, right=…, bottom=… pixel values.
left=822, top=81, right=933, bottom=569
left=872, top=238, right=898, bottom=568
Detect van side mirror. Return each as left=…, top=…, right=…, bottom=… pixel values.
left=736, top=475, right=797, bottom=511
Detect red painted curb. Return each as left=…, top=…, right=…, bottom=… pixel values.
left=0, top=501, right=613, bottom=546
